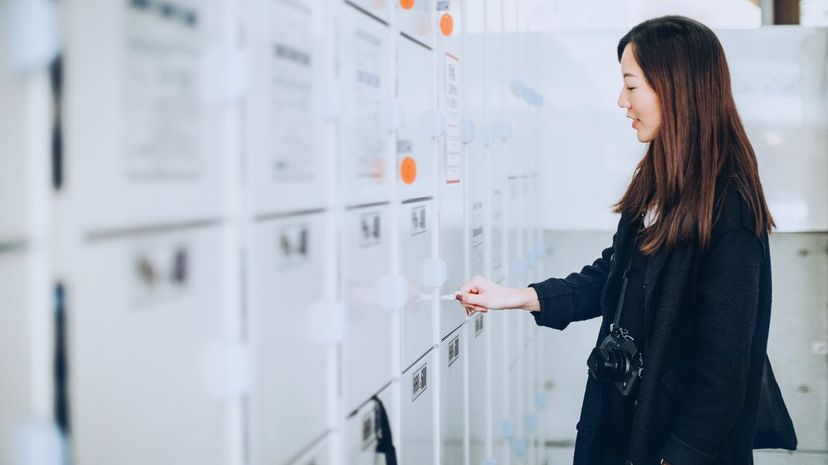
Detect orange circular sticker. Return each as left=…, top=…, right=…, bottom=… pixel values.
left=400, top=0, right=415, bottom=10
left=440, top=13, right=454, bottom=36
left=400, top=156, right=417, bottom=185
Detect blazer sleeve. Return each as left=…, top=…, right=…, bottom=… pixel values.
left=660, top=227, right=764, bottom=464
left=527, top=235, right=615, bottom=330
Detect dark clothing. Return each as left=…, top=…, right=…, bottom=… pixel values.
left=530, top=184, right=771, bottom=465
left=599, top=222, right=649, bottom=464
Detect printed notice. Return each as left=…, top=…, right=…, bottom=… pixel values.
left=271, top=0, right=316, bottom=182
left=126, top=2, right=202, bottom=179
left=444, top=53, right=461, bottom=184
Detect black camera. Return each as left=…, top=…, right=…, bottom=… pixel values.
left=587, top=324, right=644, bottom=397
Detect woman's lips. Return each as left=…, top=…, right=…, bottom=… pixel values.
left=632, top=119, right=640, bottom=129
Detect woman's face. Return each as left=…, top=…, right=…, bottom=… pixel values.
left=618, top=44, right=661, bottom=143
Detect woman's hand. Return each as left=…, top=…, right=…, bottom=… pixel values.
left=455, top=275, right=540, bottom=315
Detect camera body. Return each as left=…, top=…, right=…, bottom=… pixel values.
left=587, top=323, right=644, bottom=397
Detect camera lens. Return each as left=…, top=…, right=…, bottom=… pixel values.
left=587, top=347, right=627, bottom=382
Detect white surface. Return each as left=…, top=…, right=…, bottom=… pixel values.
left=396, top=35, right=437, bottom=201
left=399, top=200, right=437, bottom=370
left=344, top=382, right=399, bottom=465
left=468, top=313, right=489, bottom=465
left=248, top=213, right=333, bottom=464
left=401, top=350, right=436, bottom=465
left=244, top=0, right=330, bottom=214
left=64, top=0, right=229, bottom=232
left=287, top=432, right=333, bottom=465
left=341, top=205, right=395, bottom=412
left=396, top=0, right=434, bottom=48
left=441, top=326, right=467, bottom=465
left=338, top=4, right=394, bottom=207
left=70, top=226, right=232, bottom=465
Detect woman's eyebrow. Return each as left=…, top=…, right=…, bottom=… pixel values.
left=623, top=72, right=638, bottom=78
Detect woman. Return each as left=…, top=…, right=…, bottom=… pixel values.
left=457, top=16, right=775, bottom=465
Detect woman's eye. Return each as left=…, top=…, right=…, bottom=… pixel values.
left=627, top=87, right=636, bottom=91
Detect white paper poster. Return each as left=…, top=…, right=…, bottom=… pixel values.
left=444, top=52, right=461, bottom=184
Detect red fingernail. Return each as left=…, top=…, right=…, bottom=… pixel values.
left=455, top=294, right=462, bottom=301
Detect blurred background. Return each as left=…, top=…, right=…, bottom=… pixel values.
left=0, top=0, right=826, bottom=464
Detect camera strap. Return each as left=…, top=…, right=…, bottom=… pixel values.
left=611, top=215, right=644, bottom=330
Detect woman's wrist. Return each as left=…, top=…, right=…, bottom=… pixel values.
left=514, top=287, right=540, bottom=312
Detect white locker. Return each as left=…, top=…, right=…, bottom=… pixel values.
left=338, top=4, right=394, bottom=207
left=464, top=24, right=487, bottom=281
left=400, top=200, right=436, bottom=370
left=64, top=0, right=229, bottom=232
left=396, top=35, right=437, bottom=201
left=441, top=327, right=467, bottom=465
left=507, top=178, right=525, bottom=366
left=0, top=31, right=50, bottom=242
left=401, top=350, right=436, bottom=465
left=70, top=226, right=233, bottom=465
left=490, top=310, right=512, bottom=465
left=249, top=213, right=333, bottom=464
left=245, top=0, right=330, bottom=214
left=288, top=433, right=334, bottom=465
left=345, top=382, right=399, bottom=465
left=342, top=205, right=395, bottom=412
left=468, top=313, right=489, bottom=465
left=0, top=248, right=53, bottom=465
left=396, top=0, right=434, bottom=48
left=438, top=47, right=467, bottom=339
left=508, top=356, right=526, bottom=465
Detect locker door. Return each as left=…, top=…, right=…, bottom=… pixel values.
left=245, top=0, right=330, bottom=214
left=468, top=313, right=489, bottom=465
left=348, top=0, right=391, bottom=24
left=396, top=35, right=437, bottom=201
left=249, top=213, right=332, bottom=464
left=288, top=432, right=334, bottom=465
left=396, top=0, right=434, bottom=48
left=64, top=0, right=228, bottom=231
left=344, top=382, right=399, bottom=465
left=401, top=351, right=436, bottom=465
left=509, top=355, right=526, bottom=465
left=400, top=200, right=435, bottom=370
left=441, top=327, right=467, bottom=465
left=342, top=205, right=394, bottom=412
left=71, top=226, right=232, bottom=465
left=338, top=4, right=394, bottom=207
left=0, top=249, right=53, bottom=465
left=490, top=310, right=512, bottom=465
left=438, top=49, right=467, bottom=339
left=506, top=178, right=527, bottom=366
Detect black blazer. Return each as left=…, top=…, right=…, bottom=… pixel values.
left=530, top=185, right=772, bottom=465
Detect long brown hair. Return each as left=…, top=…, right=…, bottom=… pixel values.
left=614, top=16, right=775, bottom=254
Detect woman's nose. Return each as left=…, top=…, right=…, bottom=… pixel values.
left=618, top=91, right=629, bottom=109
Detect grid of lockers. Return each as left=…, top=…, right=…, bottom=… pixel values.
left=0, top=1, right=559, bottom=465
